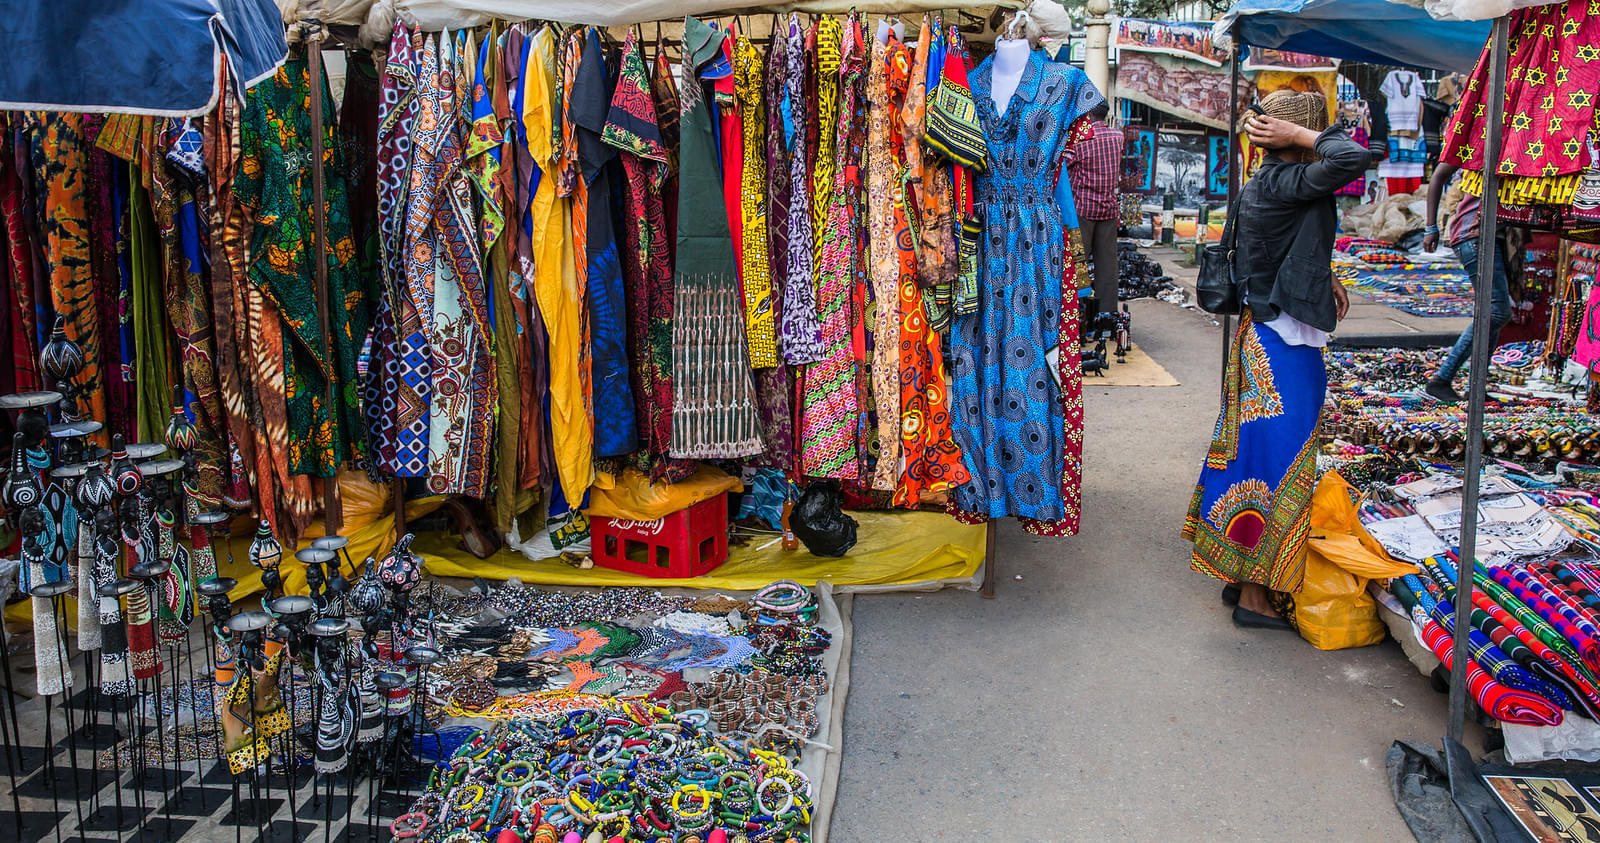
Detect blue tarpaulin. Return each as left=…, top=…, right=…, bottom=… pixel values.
left=1217, top=0, right=1491, bottom=73
left=0, top=0, right=287, bottom=116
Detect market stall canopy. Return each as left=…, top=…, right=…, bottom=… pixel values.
left=1215, top=0, right=1491, bottom=73
left=0, top=0, right=287, bottom=116
left=281, top=0, right=1021, bottom=40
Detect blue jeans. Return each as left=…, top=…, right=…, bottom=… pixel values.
left=1435, top=238, right=1512, bottom=382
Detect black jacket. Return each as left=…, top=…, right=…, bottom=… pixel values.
left=1234, top=126, right=1371, bottom=332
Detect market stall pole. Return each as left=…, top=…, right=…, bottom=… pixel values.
left=982, top=522, right=998, bottom=598
left=304, top=21, right=343, bottom=535
left=1447, top=15, right=1510, bottom=744
left=1220, top=25, right=1241, bottom=401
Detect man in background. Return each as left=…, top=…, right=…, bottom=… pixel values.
left=1065, top=102, right=1125, bottom=336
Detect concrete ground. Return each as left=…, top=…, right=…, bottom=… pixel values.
left=832, top=258, right=1462, bottom=841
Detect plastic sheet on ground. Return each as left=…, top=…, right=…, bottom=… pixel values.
left=418, top=509, right=986, bottom=593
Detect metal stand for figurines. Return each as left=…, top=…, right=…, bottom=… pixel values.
left=197, top=575, right=242, bottom=843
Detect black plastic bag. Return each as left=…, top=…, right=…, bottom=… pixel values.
left=791, top=481, right=857, bottom=557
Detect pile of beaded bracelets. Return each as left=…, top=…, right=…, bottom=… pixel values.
left=396, top=706, right=815, bottom=842
left=668, top=668, right=827, bottom=739
left=751, top=580, right=817, bottom=624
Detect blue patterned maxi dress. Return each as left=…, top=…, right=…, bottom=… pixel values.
left=953, top=51, right=1103, bottom=521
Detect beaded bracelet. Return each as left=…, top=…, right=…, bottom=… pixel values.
left=390, top=811, right=428, bottom=839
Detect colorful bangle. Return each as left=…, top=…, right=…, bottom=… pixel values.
left=390, top=812, right=428, bottom=839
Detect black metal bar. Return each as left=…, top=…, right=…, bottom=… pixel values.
left=1448, top=14, right=1510, bottom=745
left=1220, top=23, right=1242, bottom=399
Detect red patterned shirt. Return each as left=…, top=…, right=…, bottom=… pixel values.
left=1064, top=120, right=1124, bottom=221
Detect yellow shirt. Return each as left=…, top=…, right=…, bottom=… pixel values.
left=524, top=27, right=593, bottom=508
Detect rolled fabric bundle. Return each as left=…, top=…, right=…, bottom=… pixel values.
left=1414, top=606, right=1563, bottom=727
left=1499, top=566, right=1600, bottom=675
left=1526, top=566, right=1600, bottom=637
left=1475, top=590, right=1600, bottom=720
left=1431, top=605, right=1573, bottom=711
left=1414, top=561, right=1573, bottom=709
left=1550, top=562, right=1600, bottom=616
left=1476, top=568, right=1592, bottom=680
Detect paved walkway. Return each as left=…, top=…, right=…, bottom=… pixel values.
left=832, top=291, right=1458, bottom=841
left=1146, top=243, right=1471, bottom=342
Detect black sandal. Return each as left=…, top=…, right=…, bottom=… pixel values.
left=1232, top=605, right=1292, bottom=631
left=1222, top=584, right=1240, bottom=606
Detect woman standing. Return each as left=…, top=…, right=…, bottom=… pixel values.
left=1182, top=91, right=1369, bottom=630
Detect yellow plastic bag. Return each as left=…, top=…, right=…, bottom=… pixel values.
left=585, top=466, right=743, bottom=521
left=1294, top=472, right=1419, bottom=650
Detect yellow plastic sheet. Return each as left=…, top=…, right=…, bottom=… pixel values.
left=13, top=502, right=983, bottom=632
left=416, top=510, right=986, bottom=591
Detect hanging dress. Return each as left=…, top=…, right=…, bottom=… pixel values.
left=1443, top=0, right=1600, bottom=240
left=779, top=17, right=826, bottom=366
left=571, top=28, right=638, bottom=459
left=952, top=49, right=1101, bottom=526
left=525, top=27, right=591, bottom=510
left=603, top=30, right=689, bottom=481
left=669, top=16, right=763, bottom=460
left=800, top=23, right=867, bottom=480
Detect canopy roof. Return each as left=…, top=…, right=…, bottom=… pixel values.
left=1216, top=0, right=1490, bottom=73
left=0, top=0, right=287, bottom=116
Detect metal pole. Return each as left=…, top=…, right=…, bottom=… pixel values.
left=1448, top=15, right=1509, bottom=744
left=306, top=26, right=343, bottom=536
left=1220, top=24, right=1241, bottom=400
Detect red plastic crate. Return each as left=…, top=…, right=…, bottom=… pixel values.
left=590, top=493, right=729, bottom=578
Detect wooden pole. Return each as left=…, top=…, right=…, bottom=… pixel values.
left=306, top=27, right=343, bottom=535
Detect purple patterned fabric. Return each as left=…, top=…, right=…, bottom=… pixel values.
left=779, top=18, right=826, bottom=366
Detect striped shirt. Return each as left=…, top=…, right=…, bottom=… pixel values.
left=1065, top=121, right=1124, bottom=221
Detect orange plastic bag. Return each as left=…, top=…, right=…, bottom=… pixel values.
left=1295, top=471, right=1419, bottom=650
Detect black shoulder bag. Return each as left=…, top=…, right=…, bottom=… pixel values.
left=1196, top=197, right=1243, bottom=315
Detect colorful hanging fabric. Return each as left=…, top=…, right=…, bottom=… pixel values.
left=669, top=16, right=763, bottom=460
left=150, top=140, right=228, bottom=506
left=235, top=50, right=373, bottom=479
left=402, top=33, right=495, bottom=496
left=572, top=27, right=638, bottom=460
left=370, top=22, right=428, bottom=477
left=23, top=113, right=107, bottom=443
left=467, top=31, right=507, bottom=251
left=801, top=22, right=867, bottom=480
left=526, top=26, right=592, bottom=508
left=953, top=48, right=1101, bottom=529
left=603, top=30, right=687, bottom=480
left=780, top=18, right=826, bottom=366
left=0, top=132, right=40, bottom=394
left=812, top=18, right=843, bottom=250
left=1444, top=0, right=1600, bottom=212
left=750, top=34, right=795, bottom=473
left=866, top=36, right=904, bottom=491
left=734, top=35, right=779, bottom=369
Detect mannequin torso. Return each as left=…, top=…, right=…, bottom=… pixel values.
left=990, top=38, right=1030, bottom=117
